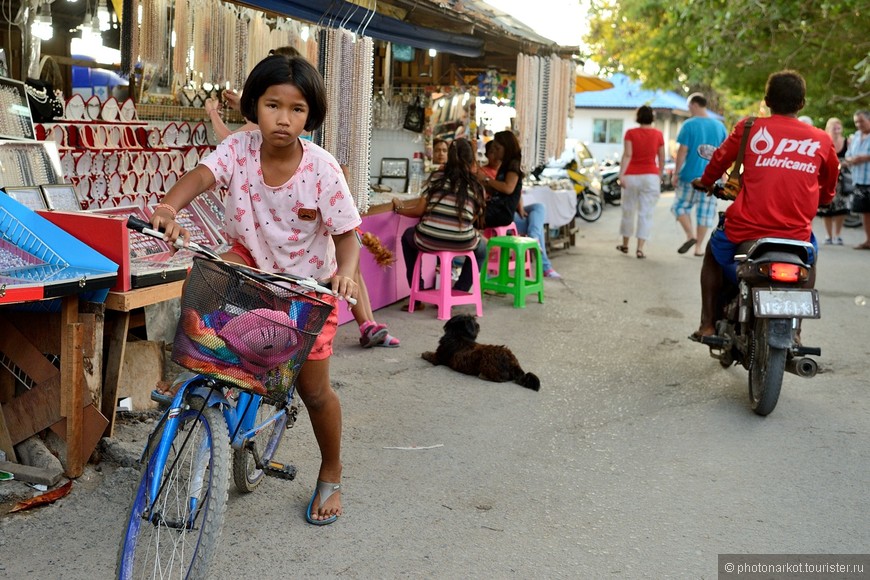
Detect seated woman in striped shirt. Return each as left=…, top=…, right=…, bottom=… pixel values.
left=393, top=138, right=487, bottom=296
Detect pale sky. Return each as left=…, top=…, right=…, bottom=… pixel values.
left=483, top=0, right=589, bottom=47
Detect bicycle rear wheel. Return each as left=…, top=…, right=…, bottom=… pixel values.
left=232, top=397, right=287, bottom=493
left=117, top=397, right=230, bottom=580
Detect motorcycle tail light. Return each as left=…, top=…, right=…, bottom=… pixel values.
left=761, top=262, right=806, bottom=283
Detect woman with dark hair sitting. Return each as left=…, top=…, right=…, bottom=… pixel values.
left=393, top=139, right=487, bottom=299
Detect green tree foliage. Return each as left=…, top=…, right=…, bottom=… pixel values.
left=585, top=0, right=870, bottom=127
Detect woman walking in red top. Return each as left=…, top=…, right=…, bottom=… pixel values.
left=616, top=105, right=665, bottom=258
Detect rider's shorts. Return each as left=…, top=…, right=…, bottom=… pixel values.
left=671, top=182, right=718, bottom=227
left=225, top=243, right=338, bottom=362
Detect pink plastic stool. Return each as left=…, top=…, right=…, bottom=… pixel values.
left=483, top=223, right=531, bottom=277
left=483, top=223, right=518, bottom=239
left=408, top=249, right=483, bottom=320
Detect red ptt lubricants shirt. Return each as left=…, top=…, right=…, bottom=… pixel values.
left=702, top=115, right=839, bottom=243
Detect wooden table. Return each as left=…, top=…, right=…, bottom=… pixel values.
left=101, top=281, right=185, bottom=437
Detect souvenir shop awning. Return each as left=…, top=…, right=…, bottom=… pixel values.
left=233, top=0, right=486, bottom=57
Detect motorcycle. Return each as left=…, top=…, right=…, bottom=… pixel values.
left=692, top=182, right=821, bottom=416
left=598, top=160, right=622, bottom=206
left=564, top=159, right=603, bottom=222
left=531, top=161, right=603, bottom=222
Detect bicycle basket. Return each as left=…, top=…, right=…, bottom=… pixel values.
left=171, top=259, right=333, bottom=400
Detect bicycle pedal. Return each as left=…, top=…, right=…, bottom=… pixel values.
left=262, top=461, right=297, bottom=480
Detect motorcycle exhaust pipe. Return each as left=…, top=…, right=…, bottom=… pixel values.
left=785, top=357, right=818, bottom=378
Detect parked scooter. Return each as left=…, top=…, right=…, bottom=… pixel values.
left=598, top=160, right=622, bottom=206
left=690, top=182, right=821, bottom=416
left=564, top=159, right=603, bottom=222
left=531, top=161, right=603, bottom=222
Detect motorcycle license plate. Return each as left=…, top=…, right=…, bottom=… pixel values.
left=753, top=289, right=820, bottom=318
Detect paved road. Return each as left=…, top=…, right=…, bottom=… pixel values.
left=2, top=194, right=868, bottom=579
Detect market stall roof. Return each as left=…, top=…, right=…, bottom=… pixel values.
left=232, top=0, right=559, bottom=59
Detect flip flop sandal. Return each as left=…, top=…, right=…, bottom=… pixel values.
left=306, top=480, right=341, bottom=525
left=678, top=238, right=697, bottom=254
left=375, top=332, right=400, bottom=348
left=359, top=324, right=388, bottom=348
left=616, top=245, right=629, bottom=254
left=636, top=250, right=646, bottom=259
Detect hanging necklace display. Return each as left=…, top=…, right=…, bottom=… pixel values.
left=162, top=122, right=178, bottom=147
left=183, top=147, right=199, bottom=170
left=101, top=97, right=120, bottom=122
left=105, top=151, right=119, bottom=173
left=121, top=173, right=136, bottom=195
left=191, top=122, right=208, bottom=146
left=163, top=170, right=177, bottom=190
left=119, top=97, right=137, bottom=122
left=85, top=95, right=102, bottom=121
left=91, top=149, right=105, bottom=173
left=149, top=170, right=163, bottom=194
left=65, top=94, right=86, bottom=121
left=146, top=127, right=161, bottom=148
left=40, top=184, right=82, bottom=211
left=0, top=78, right=35, bottom=139
left=176, top=122, right=191, bottom=147
left=158, top=152, right=171, bottom=174
left=75, top=150, right=92, bottom=175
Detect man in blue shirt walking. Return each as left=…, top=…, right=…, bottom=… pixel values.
left=671, top=93, right=728, bottom=256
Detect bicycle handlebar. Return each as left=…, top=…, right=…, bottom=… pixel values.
left=126, top=216, right=356, bottom=305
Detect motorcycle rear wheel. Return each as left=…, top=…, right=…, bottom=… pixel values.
left=748, top=319, right=786, bottom=416
left=576, top=192, right=603, bottom=222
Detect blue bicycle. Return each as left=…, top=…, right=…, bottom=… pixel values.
left=116, top=218, right=335, bottom=579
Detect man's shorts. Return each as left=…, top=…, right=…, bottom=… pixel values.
left=671, top=182, right=718, bottom=227
left=226, top=244, right=338, bottom=361
left=709, top=225, right=817, bottom=285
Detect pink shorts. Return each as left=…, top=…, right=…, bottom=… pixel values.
left=225, top=244, right=338, bottom=361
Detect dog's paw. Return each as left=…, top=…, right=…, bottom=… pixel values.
left=421, top=351, right=437, bottom=364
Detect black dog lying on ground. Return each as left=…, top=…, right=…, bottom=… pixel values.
left=421, top=314, right=540, bottom=391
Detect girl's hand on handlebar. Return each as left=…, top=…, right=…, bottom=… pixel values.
left=328, top=274, right=358, bottom=305
left=150, top=209, right=190, bottom=250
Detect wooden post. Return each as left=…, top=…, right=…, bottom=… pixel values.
left=60, top=296, right=84, bottom=477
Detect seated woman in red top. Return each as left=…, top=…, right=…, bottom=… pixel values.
left=616, top=105, right=665, bottom=259
left=691, top=70, right=839, bottom=339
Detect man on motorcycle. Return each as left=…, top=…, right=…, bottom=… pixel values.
left=690, top=70, right=839, bottom=340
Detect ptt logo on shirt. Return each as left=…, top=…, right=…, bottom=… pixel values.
left=750, top=127, right=821, bottom=174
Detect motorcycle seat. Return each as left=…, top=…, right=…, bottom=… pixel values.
left=738, top=237, right=814, bottom=265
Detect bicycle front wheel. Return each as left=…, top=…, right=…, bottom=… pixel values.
left=117, top=397, right=230, bottom=580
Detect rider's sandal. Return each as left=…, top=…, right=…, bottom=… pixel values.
left=306, top=480, right=341, bottom=526
left=616, top=245, right=629, bottom=254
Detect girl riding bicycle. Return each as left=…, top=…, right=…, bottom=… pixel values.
left=149, top=53, right=360, bottom=525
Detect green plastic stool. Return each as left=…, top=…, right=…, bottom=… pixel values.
left=480, top=236, right=544, bottom=308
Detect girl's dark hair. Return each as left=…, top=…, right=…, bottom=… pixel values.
left=269, top=46, right=300, bottom=57
left=636, top=105, right=654, bottom=124
left=493, top=130, right=523, bottom=180
left=240, top=54, right=327, bottom=132
left=425, top=138, right=484, bottom=223
left=764, top=70, right=806, bottom=115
